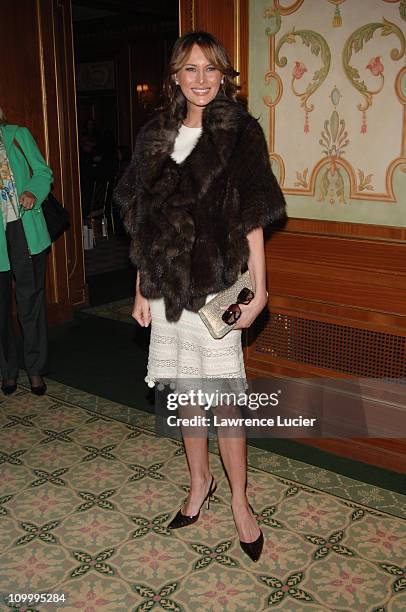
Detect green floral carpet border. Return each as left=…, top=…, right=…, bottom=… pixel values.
left=0, top=380, right=405, bottom=611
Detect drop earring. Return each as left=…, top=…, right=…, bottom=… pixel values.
left=221, top=77, right=225, bottom=85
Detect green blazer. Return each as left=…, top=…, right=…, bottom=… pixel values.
left=0, top=124, right=53, bottom=271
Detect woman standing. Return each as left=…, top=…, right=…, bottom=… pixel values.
left=0, top=107, right=52, bottom=396
left=116, top=31, right=286, bottom=562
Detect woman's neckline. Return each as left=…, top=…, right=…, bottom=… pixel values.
left=181, top=123, right=202, bottom=130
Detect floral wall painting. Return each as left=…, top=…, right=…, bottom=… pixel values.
left=342, top=18, right=404, bottom=134
left=275, top=27, right=331, bottom=134
left=249, top=0, right=406, bottom=227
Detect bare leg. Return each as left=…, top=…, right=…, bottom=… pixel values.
left=217, top=434, right=261, bottom=543
left=181, top=434, right=213, bottom=515
left=30, top=375, right=45, bottom=387
left=178, top=402, right=212, bottom=515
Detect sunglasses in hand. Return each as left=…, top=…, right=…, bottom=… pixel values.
left=221, top=287, right=255, bottom=325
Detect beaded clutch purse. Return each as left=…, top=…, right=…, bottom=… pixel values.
left=198, top=271, right=253, bottom=339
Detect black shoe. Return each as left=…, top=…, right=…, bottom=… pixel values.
left=235, top=504, right=264, bottom=562
left=240, top=529, right=264, bottom=562
left=1, top=381, right=17, bottom=396
left=31, top=383, right=47, bottom=396
left=168, top=475, right=216, bottom=529
left=29, top=376, right=47, bottom=396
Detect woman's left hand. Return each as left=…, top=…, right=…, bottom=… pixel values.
left=233, top=291, right=268, bottom=330
left=19, top=191, right=37, bottom=210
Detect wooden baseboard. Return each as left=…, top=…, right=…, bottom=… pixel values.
left=245, top=365, right=406, bottom=473
left=297, top=438, right=406, bottom=474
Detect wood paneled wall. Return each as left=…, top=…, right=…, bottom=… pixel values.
left=180, top=0, right=248, bottom=96
left=1, top=0, right=178, bottom=326
left=180, top=0, right=406, bottom=472
left=0, top=0, right=86, bottom=323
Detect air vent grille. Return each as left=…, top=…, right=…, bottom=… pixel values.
left=255, top=313, right=406, bottom=379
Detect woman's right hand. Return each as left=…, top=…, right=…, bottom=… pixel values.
left=132, top=293, right=151, bottom=327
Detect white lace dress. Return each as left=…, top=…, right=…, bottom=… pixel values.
left=144, top=125, right=246, bottom=389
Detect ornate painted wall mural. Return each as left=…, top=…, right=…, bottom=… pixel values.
left=249, top=0, right=406, bottom=226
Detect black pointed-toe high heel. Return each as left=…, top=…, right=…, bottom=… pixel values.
left=30, top=383, right=47, bottom=396
left=1, top=380, right=17, bottom=396
left=240, top=529, right=264, bottom=562
left=236, top=504, right=264, bottom=562
left=29, top=376, right=47, bottom=396
left=168, top=475, right=216, bottom=529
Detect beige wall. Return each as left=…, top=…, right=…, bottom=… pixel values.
left=249, top=0, right=406, bottom=226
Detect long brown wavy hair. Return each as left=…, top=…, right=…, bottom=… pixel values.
left=162, top=31, right=239, bottom=117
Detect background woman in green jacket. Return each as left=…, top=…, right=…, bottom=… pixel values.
left=0, top=106, right=52, bottom=396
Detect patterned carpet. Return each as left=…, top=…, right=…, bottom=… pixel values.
left=0, top=379, right=405, bottom=611
left=84, top=297, right=134, bottom=323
